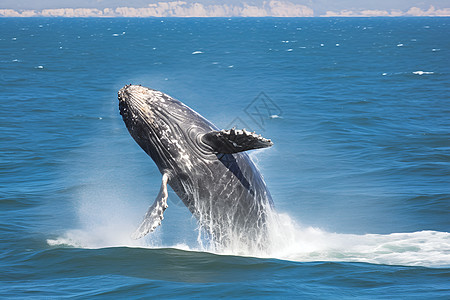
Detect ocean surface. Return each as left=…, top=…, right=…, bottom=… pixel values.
left=1, top=17, right=449, bottom=298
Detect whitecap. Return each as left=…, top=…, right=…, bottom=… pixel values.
left=432, top=48, right=440, bottom=52
left=36, top=65, right=44, bottom=69
left=382, top=73, right=388, bottom=76
left=192, top=51, right=203, bottom=55
left=48, top=211, right=450, bottom=268
left=287, top=49, right=293, bottom=52
left=335, top=43, right=340, bottom=47
left=413, top=71, right=434, bottom=75
left=397, top=43, right=404, bottom=47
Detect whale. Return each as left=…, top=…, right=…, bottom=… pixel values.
left=118, top=85, right=274, bottom=250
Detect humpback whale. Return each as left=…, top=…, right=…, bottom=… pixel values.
left=118, top=85, right=274, bottom=250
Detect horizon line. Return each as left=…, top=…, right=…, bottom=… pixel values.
left=1, top=3, right=449, bottom=18
left=1, top=15, right=450, bottom=18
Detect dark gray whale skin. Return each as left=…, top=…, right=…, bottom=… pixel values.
left=118, top=85, right=273, bottom=250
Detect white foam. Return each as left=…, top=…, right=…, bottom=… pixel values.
left=48, top=207, right=450, bottom=268
left=50, top=145, right=449, bottom=268
left=397, top=43, right=404, bottom=47
left=261, top=213, right=450, bottom=268
left=47, top=228, right=149, bottom=249
left=192, top=51, right=203, bottom=55
left=413, top=71, right=434, bottom=75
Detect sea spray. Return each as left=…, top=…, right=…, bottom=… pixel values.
left=205, top=209, right=450, bottom=268
left=47, top=209, right=450, bottom=268
left=48, top=146, right=450, bottom=268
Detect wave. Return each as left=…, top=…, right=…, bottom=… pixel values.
left=47, top=211, right=450, bottom=268
left=413, top=71, right=434, bottom=75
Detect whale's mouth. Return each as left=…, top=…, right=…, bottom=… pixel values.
left=117, top=87, right=127, bottom=103
left=118, top=85, right=132, bottom=119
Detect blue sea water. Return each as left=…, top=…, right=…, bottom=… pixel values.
left=1, top=17, right=449, bottom=298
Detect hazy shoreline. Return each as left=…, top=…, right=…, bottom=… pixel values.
left=1, top=3, right=449, bottom=18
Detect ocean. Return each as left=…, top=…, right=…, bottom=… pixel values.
left=1, top=17, right=449, bottom=298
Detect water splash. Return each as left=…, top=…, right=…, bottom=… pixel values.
left=263, top=212, right=450, bottom=268
left=48, top=143, right=450, bottom=268
left=48, top=204, right=450, bottom=268
left=193, top=209, right=450, bottom=268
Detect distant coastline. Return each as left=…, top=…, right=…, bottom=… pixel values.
left=1, top=2, right=449, bottom=18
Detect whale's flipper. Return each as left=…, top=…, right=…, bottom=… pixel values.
left=132, top=173, right=169, bottom=239
left=202, top=128, right=273, bottom=154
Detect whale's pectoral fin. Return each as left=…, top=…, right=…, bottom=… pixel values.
left=131, top=173, right=169, bottom=240
left=202, top=128, right=273, bottom=154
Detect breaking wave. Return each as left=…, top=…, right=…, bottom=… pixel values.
left=47, top=207, right=450, bottom=268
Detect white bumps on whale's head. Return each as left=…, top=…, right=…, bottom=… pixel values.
left=118, top=85, right=164, bottom=121
left=118, top=84, right=160, bottom=105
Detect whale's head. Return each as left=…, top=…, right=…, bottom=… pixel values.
left=118, top=85, right=158, bottom=126
left=118, top=85, right=214, bottom=172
